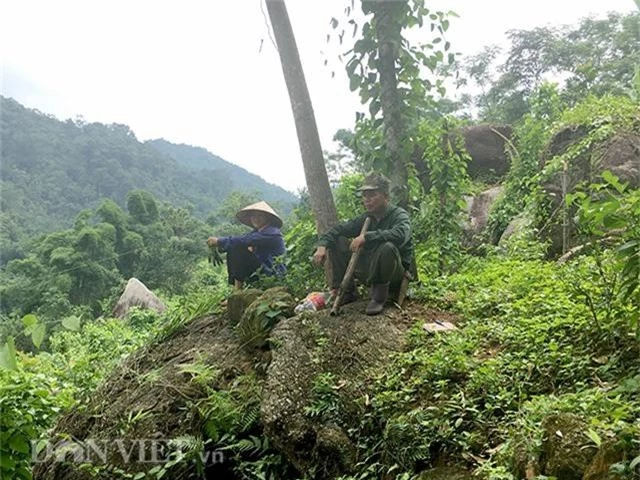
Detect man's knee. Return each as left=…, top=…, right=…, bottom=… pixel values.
left=380, top=241, right=398, bottom=253
left=368, top=242, right=403, bottom=283
left=375, top=242, right=400, bottom=260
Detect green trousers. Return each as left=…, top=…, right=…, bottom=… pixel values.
left=329, top=238, right=404, bottom=290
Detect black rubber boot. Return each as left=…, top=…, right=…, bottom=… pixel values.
left=366, top=283, right=389, bottom=315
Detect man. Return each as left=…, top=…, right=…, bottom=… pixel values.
left=208, top=201, right=286, bottom=289
left=312, top=173, right=415, bottom=315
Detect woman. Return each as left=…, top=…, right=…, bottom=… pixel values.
left=207, top=201, right=286, bottom=289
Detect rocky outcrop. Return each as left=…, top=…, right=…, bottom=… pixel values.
left=412, top=124, right=512, bottom=192
left=499, top=212, right=534, bottom=246
left=540, top=128, right=640, bottom=255
left=261, top=302, right=412, bottom=478
left=33, top=286, right=447, bottom=480
left=539, top=414, right=595, bottom=480
left=112, top=278, right=166, bottom=319
left=33, top=315, right=254, bottom=480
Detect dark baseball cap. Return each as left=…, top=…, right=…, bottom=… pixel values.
left=357, top=172, right=390, bottom=194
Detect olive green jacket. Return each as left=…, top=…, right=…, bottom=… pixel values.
left=317, top=205, right=415, bottom=272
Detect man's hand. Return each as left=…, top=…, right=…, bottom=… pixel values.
left=207, top=236, right=218, bottom=247
left=312, top=246, right=327, bottom=266
left=350, top=234, right=366, bottom=252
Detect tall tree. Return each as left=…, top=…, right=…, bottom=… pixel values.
left=266, top=0, right=338, bottom=234
left=339, top=1, right=456, bottom=205
left=370, top=1, right=409, bottom=206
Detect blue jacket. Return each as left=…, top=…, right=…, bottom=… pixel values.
left=217, top=226, right=286, bottom=276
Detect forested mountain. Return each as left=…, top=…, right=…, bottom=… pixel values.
left=0, top=96, right=296, bottom=260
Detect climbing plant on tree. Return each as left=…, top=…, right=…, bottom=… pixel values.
left=330, top=0, right=457, bottom=206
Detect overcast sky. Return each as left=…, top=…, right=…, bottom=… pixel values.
left=1, top=0, right=636, bottom=193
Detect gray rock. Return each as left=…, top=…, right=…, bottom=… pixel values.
left=461, top=125, right=513, bottom=180
left=499, top=212, right=533, bottom=246
left=540, top=129, right=639, bottom=255
left=463, top=185, right=504, bottom=243
left=112, top=278, right=166, bottom=319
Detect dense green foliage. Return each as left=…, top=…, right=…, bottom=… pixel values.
left=337, top=250, right=639, bottom=478
left=0, top=191, right=213, bottom=347
left=0, top=97, right=296, bottom=264
left=0, top=311, right=160, bottom=480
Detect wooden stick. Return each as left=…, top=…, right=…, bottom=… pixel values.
left=330, top=217, right=372, bottom=316
left=395, top=272, right=411, bottom=307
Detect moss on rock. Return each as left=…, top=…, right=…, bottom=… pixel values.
left=227, top=288, right=263, bottom=326
left=540, top=413, right=596, bottom=480
left=235, top=287, right=295, bottom=350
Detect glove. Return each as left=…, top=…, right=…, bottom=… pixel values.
left=208, top=246, right=224, bottom=267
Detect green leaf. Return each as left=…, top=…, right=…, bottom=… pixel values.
left=9, top=434, right=30, bottom=454
left=0, top=337, right=18, bottom=371
left=617, top=240, right=639, bottom=253
left=369, top=100, right=381, bottom=117
left=62, top=316, right=81, bottom=331
left=22, top=314, right=38, bottom=329
left=629, top=454, right=640, bottom=469
left=349, top=75, right=360, bottom=92
left=32, top=324, right=46, bottom=349
left=0, top=453, right=16, bottom=469
left=585, top=428, right=602, bottom=447
left=601, top=170, right=626, bottom=193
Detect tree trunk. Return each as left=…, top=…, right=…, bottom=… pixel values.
left=373, top=0, right=409, bottom=207
left=266, top=0, right=338, bottom=234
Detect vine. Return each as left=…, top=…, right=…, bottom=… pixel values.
left=328, top=0, right=458, bottom=200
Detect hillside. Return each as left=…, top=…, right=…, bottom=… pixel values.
left=0, top=96, right=296, bottom=259
left=146, top=139, right=295, bottom=210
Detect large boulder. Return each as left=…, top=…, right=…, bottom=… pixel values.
left=594, top=133, right=640, bottom=187
left=112, top=278, right=166, bottom=319
left=261, top=302, right=412, bottom=478
left=461, top=125, right=513, bottom=180
left=540, top=128, right=640, bottom=255
left=499, top=212, right=535, bottom=246
left=463, top=185, right=504, bottom=245
left=412, top=125, right=512, bottom=193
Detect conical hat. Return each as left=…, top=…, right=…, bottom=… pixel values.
left=236, top=201, right=283, bottom=228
